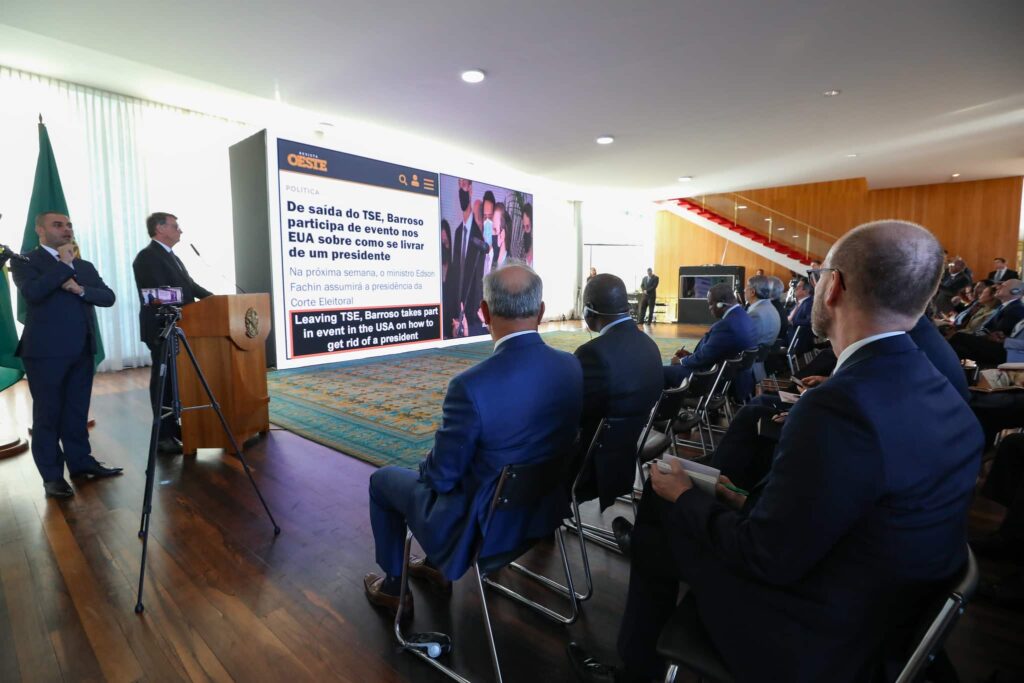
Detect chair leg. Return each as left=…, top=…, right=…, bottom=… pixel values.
left=485, top=528, right=580, bottom=624
left=393, top=532, right=472, bottom=683
left=473, top=563, right=504, bottom=683
left=664, top=664, right=679, bottom=683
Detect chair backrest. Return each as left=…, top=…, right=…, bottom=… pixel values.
left=576, top=414, right=651, bottom=509
left=894, top=548, right=980, bottom=683
left=657, top=364, right=719, bottom=422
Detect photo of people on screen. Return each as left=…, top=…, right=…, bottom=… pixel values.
left=439, top=175, right=534, bottom=339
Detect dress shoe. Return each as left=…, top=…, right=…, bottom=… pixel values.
left=970, top=531, right=1024, bottom=561
left=409, top=555, right=453, bottom=594
left=69, top=461, right=124, bottom=479
left=43, top=479, right=74, bottom=499
left=364, top=572, right=413, bottom=621
left=567, top=642, right=618, bottom=683
left=157, top=438, right=183, bottom=454
left=612, top=516, right=633, bottom=556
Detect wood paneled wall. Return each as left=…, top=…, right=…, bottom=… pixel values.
left=733, top=176, right=1023, bottom=275
left=654, top=211, right=794, bottom=300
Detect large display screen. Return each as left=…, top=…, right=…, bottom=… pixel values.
left=680, top=275, right=736, bottom=300
left=270, top=137, right=533, bottom=368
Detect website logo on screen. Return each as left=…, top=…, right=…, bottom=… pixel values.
left=287, top=152, right=328, bottom=173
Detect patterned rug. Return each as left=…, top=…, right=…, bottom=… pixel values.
left=267, top=329, right=696, bottom=468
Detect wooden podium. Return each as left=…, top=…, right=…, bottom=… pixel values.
left=177, top=294, right=271, bottom=455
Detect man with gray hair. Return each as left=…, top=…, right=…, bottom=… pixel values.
left=569, top=220, right=983, bottom=683
left=364, top=263, right=582, bottom=619
left=744, top=274, right=781, bottom=347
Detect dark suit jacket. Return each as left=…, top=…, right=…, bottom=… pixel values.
left=11, top=247, right=115, bottom=358
left=669, top=334, right=982, bottom=682
left=908, top=315, right=971, bottom=402
left=664, top=306, right=757, bottom=387
left=574, top=320, right=663, bottom=506
left=448, top=217, right=487, bottom=336
left=981, top=299, right=1024, bottom=336
left=132, top=240, right=213, bottom=345
left=641, top=274, right=659, bottom=296
left=408, top=333, right=582, bottom=579
left=787, top=295, right=815, bottom=353
left=988, top=268, right=1019, bottom=282
left=771, top=299, right=789, bottom=343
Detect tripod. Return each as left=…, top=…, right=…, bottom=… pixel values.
left=135, top=306, right=280, bottom=613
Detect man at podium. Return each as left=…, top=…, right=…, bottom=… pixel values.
left=132, top=212, right=213, bottom=454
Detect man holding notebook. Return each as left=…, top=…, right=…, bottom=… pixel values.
left=569, top=221, right=982, bottom=683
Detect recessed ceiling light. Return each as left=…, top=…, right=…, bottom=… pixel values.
left=775, top=227, right=784, bottom=232
left=595, top=135, right=615, bottom=145
left=737, top=205, right=747, bottom=210
left=461, top=69, right=486, bottom=84
left=822, top=89, right=841, bottom=97
left=846, top=153, right=858, bottom=158
left=677, top=176, right=693, bottom=182
left=951, top=173, right=961, bottom=178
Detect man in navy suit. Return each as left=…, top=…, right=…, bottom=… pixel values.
left=444, top=178, right=489, bottom=338
left=573, top=273, right=663, bottom=508
left=786, top=277, right=815, bottom=353
left=948, top=278, right=1024, bottom=366
left=664, top=283, right=757, bottom=388
left=570, top=220, right=982, bottom=683
left=133, top=212, right=213, bottom=453
left=11, top=212, right=121, bottom=499
left=364, top=263, right=582, bottom=618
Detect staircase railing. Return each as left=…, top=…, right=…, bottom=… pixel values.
left=689, top=192, right=839, bottom=261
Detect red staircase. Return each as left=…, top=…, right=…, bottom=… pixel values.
left=674, top=198, right=815, bottom=266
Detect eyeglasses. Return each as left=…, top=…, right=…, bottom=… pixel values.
left=807, top=267, right=846, bottom=290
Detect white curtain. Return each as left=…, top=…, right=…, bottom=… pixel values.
left=0, top=65, right=254, bottom=371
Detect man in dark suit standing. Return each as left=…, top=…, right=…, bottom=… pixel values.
left=786, top=277, right=815, bottom=353
left=638, top=268, right=659, bottom=324
left=446, top=179, right=488, bottom=337
left=569, top=220, right=982, bottom=683
left=132, top=212, right=213, bottom=453
left=573, top=274, right=663, bottom=507
left=364, top=264, right=582, bottom=617
left=988, top=257, right=1019, bottom=283
left=11, top=212, right=120, bottom=498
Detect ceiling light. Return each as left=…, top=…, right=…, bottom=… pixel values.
left=951, top=173, right=961, bottom=178
left=764, top=218, right=771, bottom=221
left=677, top=176, right=693, bottom=182
left=822, top=89, right=841, bottom=97
left=737, top=205, right=747, bottom=210
left=846, top=153, right=858, bottom=158
left=775, top=227, right=784, bottom=231
left=595, top=135, right=615, bottom=145
left=461, top=69, right=486, bottom=84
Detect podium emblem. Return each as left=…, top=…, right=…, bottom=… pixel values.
left=245, top=307, right=260, bottom=338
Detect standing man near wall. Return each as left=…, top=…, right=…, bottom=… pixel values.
left=132, top=212, right=213, bottom=454
left=639, top=268, right=659, bottom=324
left=12, top=212, right=120, bottom=498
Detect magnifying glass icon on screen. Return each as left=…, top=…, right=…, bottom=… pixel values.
left=398, top=173, right=408, bottom=186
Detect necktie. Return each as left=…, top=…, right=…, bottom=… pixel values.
left=170, top=251, right=187, bottom=276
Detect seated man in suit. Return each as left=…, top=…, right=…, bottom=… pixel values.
left=11, top=212, right=121, bottom=498
left=786, top=276, right=815, bottom=354
left=569, top=220, right=982, bottom=683
left=572, top=274, right=663, bottom=506
left=664, top=284, right=756, bottom=388
left=744, top=274, right=781, bottom=348
left=948, top=278, right=1024, bottom=366
left=364, top=263, right=582, bottom=618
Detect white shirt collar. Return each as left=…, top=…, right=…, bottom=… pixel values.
left=40, top=244, right=60, bottom=259
left=721, top=303, right=741, bottom=319
left=493, top=329, right=538, bottom=350
left=153, top=239, right=173, bottom=253
left=833, top=331, right=905, bottom=374
left=599, top=316, right=633, bottom=336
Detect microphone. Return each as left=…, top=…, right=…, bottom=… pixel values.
left=188, top=243, right=248, bottom=294
left=0, top=244, right=29, bottom=262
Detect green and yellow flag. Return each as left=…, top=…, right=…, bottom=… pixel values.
left=0, top=264, right=24, bottom=392
left=19, top=121, right=105, bottom=369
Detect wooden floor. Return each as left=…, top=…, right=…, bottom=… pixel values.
left=0, top=322, right=1020, bottom=682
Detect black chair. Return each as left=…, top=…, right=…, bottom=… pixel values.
left=664, top=365, right=721, bottom=458
left=393, top=455, right=579, bottom=682
left=655, top=547, right=980, bottom=683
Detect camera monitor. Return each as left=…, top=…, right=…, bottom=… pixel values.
left=140, top=287, right=184, bottom=306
